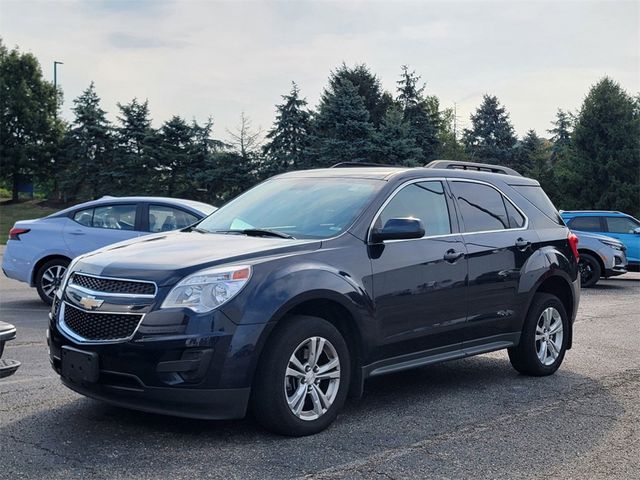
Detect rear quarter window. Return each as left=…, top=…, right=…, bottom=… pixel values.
left=512, top=185, right=563, bottom=225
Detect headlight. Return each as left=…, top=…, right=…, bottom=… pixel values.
left=161, top=265, right=252, bottom=313
left=56, top=256, right=82, bottom=299
left=599, top=239, right=623, bottom=251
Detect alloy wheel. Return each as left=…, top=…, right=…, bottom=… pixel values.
left=41, top=265, right=67, bottom=299
left=535, top=307, right=563, bottom=366
left=284, top=336, right=341, bottom=421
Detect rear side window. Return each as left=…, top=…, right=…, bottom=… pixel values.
left=378, top=181, right=451, bottom=236
left=512, top=185, right=562, bottom=224
left=568, top=216, right=602, bottom=232
left=93, top=204, right=137, bottom=230
left=73, top=208, right=93, bottom=226
left=149, top=205, right=198, bottom=232
left=605, top=216, right=640, bottom=234
left=449, top=181, right=510, bottom=232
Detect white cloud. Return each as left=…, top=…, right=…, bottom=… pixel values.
left=1, top=0, right=638, bottom=142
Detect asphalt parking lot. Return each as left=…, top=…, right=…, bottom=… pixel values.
left=1, top=250, right=639, bottom=480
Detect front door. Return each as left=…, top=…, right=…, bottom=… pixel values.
left=370, top=180, right=468, bottom=359
left=603, top=216, right=640, bottom=265
left=448, top=180, right=538, bottom=347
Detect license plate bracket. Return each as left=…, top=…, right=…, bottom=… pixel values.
left=61, top=346, right=99, bottom=383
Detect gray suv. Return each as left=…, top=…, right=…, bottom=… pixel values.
left=571, top=230, right=627, bottom=287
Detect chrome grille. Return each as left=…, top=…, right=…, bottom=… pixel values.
left=70, top=273, right=156, bottom=296
left=62, top=303, right=142, bottom=341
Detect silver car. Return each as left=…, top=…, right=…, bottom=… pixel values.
left=571, top=230, right=628, bottom=287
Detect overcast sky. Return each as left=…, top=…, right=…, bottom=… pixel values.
left=2, top=0, right=638, bottom=142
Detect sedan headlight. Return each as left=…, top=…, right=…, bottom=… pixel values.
left=161, top=265, right=252, bottom=313
left=599, top=239, right=624, bottom=251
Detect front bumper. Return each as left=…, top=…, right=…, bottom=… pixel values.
left=48, top=305, right=268, bottom=420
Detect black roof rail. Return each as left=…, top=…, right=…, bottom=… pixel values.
left=330, top=162, right=400, bottom=168
left=425, top=160, right=522, bottom=177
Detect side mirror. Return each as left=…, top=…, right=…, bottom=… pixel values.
left=370, top=218, right=425, bottom=243
left=634, top=227, right=640, bottom=234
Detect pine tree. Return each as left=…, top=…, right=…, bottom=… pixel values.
left=262, top=82, right=312, bottom=175
left=311, top=79, right=378, bottom=166
left=396, top=66, right=441, bottom=162
left=60, top=82, right=113, bottom=199
left=547, top=109, right=573, bottom=164
left=113, top=98, right=154, bottom=194
left=515, top=130, right=545, bottom=175
left=328, top=64, right=393, bottom=127
left=462, top=95, right=517, bottom=166
left=376, top=105, right=422, bottom=166
left=557, top=77, right=640, bottom=216
left=156, top=116, right=193, bottom=196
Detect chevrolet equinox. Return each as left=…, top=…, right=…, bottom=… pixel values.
left=48, top=160, right=580, bottom=436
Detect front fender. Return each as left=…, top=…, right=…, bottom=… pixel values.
left=222, top=261, right=372, bottom=326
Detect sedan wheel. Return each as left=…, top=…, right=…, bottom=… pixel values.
left=36, top=259, right=70, bottom=305
left=285, top=336, right=341, bottom=421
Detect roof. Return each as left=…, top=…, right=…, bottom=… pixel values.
left=560, top=210, right=627, bottom=216
left=278, top=166, right=539, bottom=185
left=49, top=196, right=216, bottom=218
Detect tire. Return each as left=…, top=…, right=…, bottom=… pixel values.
left=35, top=258, right=70, bottom=305
left=251, top=315, right=351, bottom=436
left=508, top=293, right=569, bottom=376
left=578, top=253, right=601, bottom=288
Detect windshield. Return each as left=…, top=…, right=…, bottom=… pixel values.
left=197, top=177, right=383, bottom=239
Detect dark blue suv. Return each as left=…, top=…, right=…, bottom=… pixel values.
left=48, top=161, right=580, bottom=436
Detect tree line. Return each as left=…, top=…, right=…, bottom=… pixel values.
left=1, top=40, right=638, bottom=216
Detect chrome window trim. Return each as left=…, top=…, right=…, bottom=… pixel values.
left=69, top=272, right=158, bottom=297
left=367, top=177, right=530, bottom=244
left=448, top=178, right=529, bottom=234
left=57, top=301, right=146, bottom=345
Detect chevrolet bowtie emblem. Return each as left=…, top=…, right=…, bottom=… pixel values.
left=79, top=296, right=104, bottom=310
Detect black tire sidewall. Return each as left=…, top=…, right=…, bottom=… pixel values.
left=579, top=253, right=601, bottom=288
left=251, top=315, right=351, bottom=436
left=518, top=293, right=569, bottom=375
left=36, top=258, right=70, bottom=305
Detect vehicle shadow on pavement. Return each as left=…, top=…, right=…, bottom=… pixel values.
left=0, top=355, right=623, bottom=479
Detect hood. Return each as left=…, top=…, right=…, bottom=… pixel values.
left=73, top=231, right=321, bottom=286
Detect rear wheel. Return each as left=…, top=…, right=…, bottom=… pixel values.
left=35, top=258, right=69, bottom=305
left=508, top=293, right=569, bottom=376
left=251, top=315, right=350, bottom=436
left=578, top=253, right=601, bottom=288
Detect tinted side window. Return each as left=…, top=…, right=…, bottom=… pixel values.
left=378, top=181, right=451, bottom=236
left=568, top=216, right=602, bottom=232
left=512, top=185, right=562, bottom=224
left=605, top=216, right=640, bottom=234
left=72, top=208, right=94, bottom=226
left=450, top=182, right=509, bottom=232
left=92, top=204, right=137, bottom=230
left=149, top=205, right=198, bottom=232
left=505, top=200, right=525, bottom=228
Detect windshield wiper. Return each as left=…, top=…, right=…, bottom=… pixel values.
left=215, top=229, right=296, bottom=239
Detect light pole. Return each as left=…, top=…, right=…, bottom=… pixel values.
left=53, top=61, right=63, bottom=91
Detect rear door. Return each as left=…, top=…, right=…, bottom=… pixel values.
left=448, top=180, right=536, bottom=348
left=63, top=203, right=143, bottom=257
left=603, top=216, right=640, bottom=264
left=370, top=179, right=468, bottom=358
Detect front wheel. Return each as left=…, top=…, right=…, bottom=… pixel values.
left=35, top=258, right=70, bottom=305
left=251, top=315, right=351, bottom=436
left=508, top=293, right=569, bottom=376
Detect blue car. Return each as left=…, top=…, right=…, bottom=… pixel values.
left=2, top=196, right=216, bottom=304
left=560, top=210, right=640, bottom=272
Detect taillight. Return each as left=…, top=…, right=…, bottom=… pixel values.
left=8, top=227, right=30, bottom=241
left=568, top=232, right=579, bottom=260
